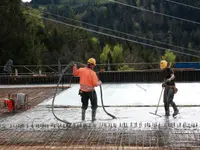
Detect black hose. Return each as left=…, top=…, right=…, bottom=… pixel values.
left=52, top=61, right=86, bottom=125
left=52, top=61, right=116, bottom=125
left=51, top=62, right=74, bottom=125
left=99, top=84, right=117, bottom=119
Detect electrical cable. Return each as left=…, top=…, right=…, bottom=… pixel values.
left=162, top=0, right=200, bottom=11
left=25, top=12, right=200, bottom=58
left=109, top=0, right=200, bottom=26
left=43, top=10, right=200, bottom=54
left=23, top=5, right=200, bottom=54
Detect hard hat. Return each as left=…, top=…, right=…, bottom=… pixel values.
left=87, top=58, right=96, bottom=66
left=160, top=60, right=168, bottom=69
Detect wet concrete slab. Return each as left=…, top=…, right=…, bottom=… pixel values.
left=1, top=82, right=200, bottom=149
left=1, top=83, right=200, bottom=130
left=1, top=106, right=200, bottom=130
left=40, top=83, right=200, bottom=106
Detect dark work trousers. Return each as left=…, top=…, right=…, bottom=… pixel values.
left=163, top=86, right=178, bottom=114
left=79, top=90, right=98, bottom=110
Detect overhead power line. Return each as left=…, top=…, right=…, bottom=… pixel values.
left=163, top=0, right=200, bottom=11
left=24, top=12, right=200, bottom=58
left=108, top=0, right=200, bottom=26
left=23, top=6, right=200, bottom=54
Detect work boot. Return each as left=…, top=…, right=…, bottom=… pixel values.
left=82, top=109, right=86, bottom=121
left=165, top=111, right=170, bottom=117
left=171, top=103, right=179, bottom=117
left=173, top=109, right=179, bottom=117
left=164, top=104, right=170, bottom=116
left=92, top=109, right=96, bottom=121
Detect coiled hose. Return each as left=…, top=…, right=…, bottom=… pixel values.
left=52, top=61, right=116, bottom=125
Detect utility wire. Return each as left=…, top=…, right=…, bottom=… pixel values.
left=162, top=0, right=200, bottom=11
left=44, top=10, right=200, bottom=54
left=108, top=0, right=200, bottom=25
left=24, top=12, right=200, bottom=58
left=23, top=6, right=200, bottom=54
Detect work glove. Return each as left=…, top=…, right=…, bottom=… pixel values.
left=165, top=78, right=171, bottom=83
left=96, top=80, right=102, bottom=86
left=71, top=61, right=75, bottom=65
left=162, top=82, right=166, bottom=87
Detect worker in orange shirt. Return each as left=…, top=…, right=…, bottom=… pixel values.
left=73, top=58, right=102, bottom=121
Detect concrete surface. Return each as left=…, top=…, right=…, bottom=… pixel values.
left=0, top=83, right=200, bottom=130
left=40, top=83, right=200, bottom=106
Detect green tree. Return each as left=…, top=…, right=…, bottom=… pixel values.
left=90, top=37, right=101, bottom=58
left=31, top=0, right=53, bottom=5
left=100, top=44, right=124, bottom=70
left=162, top=49, right=176, bottom=67
left=100, top=44, right=111, bottom=64
left=44, top=27, right=66, bottom=74
left=30, top=0, right=200, bottom=63
left=91, top=37, right=99, bottom=45
left=22, top=8, right=46, bottom=65
left=0, top=0, right=46, bottom=65
left=136, top=0, right=140, bottom=7
left=112, top=44, right=124, bottom=64
left=118, top=65, right=135, bottom=71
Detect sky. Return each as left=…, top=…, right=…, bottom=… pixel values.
left=22, top=0, right=31, bottom=2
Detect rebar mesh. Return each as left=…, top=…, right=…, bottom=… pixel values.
left=0, top=123, right=200, bottom=149
left=1, top=85, right=200, bottom=150
left=0, top=87, right=65, bottom=115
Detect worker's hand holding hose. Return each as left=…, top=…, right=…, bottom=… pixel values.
left=165, top=78, right=171, bottom=82
left=71, top=61, right=76, bottom=66
left=162, top=82, right=166, bottom=87
left=162, top=78, right=172, bottom=87
left=96, top=80, right=102, bottom=86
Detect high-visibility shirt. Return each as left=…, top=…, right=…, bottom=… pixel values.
left=73, top=66, right=99, bottom=92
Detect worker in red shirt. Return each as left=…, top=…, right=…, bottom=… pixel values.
left=73, top=58, right=102, bottom=121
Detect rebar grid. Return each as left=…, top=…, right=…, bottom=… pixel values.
left=0, top=123, right=200, bottom=150
left=0, top=87, right=65, bottom=115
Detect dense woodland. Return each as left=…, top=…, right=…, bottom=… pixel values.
left=1, top=0, right=200, bottom=70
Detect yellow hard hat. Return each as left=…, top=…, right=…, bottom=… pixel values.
left=87, top=58, right=96, bottom=66
left=160, top=60, right=168, bottom=69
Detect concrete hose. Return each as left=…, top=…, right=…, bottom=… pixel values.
left=52, top=61, right=116, bottom=125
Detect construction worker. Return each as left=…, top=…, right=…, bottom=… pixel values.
left=160, top=60, right=179, bottom=117
left=73, top=58, right=102, bottom=121
left=3, top=59, right=13, bottom=75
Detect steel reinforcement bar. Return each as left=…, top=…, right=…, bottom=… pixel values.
left=0, top=123, right=200, bottom=149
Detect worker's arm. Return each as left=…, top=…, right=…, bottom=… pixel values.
left=92, top=72, right=102, bottom=87
left=73, top=65, right=79, bottom=76
left=166, top=69, right=175, bottom=82
left=169, top=74, right=175, bottom=81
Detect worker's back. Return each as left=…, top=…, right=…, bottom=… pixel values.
left=73, top=67, right=98, bottom=91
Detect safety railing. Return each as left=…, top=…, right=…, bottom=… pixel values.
left=0, top=62, right=199, bottom=84
left=0, top=62, right=198, bottom=76
left=0, top=69, right=200, bottom=85
left=0, top=62, right=164, bottom=76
